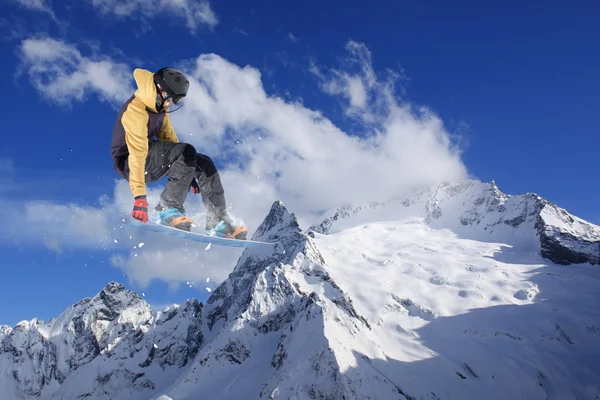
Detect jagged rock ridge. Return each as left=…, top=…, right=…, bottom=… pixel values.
left=1, top=190, right=599, bottom=400
left=1, top=201, right=389, bottom=399
left=0, top=282, right=203, bottom=399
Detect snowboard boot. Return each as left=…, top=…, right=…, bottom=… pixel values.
left=155, top=207, right=194, bottom=232
left=206, top=220, right=248, bottom=240
left=196, top=170, right=247, bottom=239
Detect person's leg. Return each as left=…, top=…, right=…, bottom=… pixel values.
left=145, top=141, right=197, bottom=212
left=195, top=153, right=247, bottom=239
left=138, top=141, right=197, bottom=230
left=195, top=154, right=230, bottom=229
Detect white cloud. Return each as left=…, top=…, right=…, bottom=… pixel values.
left=9, top=0, right=65, bottom=29
left=0, top=179, right=242, bottom=288
left=0, top=200, right=111, bottom=252
left=288, top=32, right=298, bottom=42
left=172, top=43, right=468, bottom=227
left=234, top=28, right=248, bottom=36
left=11, top=0, right=55, bottom=18
left=345, top=75, right=367, bottom=108
left=18, top=37, right=133, bottom=106
left=110, top=245, right=240, bottom=290
left=315, top=40, right=390, bottom=118
left=13, top=39, right=469, bottom=290
left=0, top=180, right=124, bottom=251
left=88, top=0, right=218, bottom=32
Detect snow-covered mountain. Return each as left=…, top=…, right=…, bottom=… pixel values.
left=1, top=180, right=599, bottom=400
left=310, top=180, right=600, bottom=266
left=0, top=281, right=203, bottom=399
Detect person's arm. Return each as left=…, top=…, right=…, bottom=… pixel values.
left=158, top=112, right=179, bottom=143
left=121, top=100, right=150, bottom=197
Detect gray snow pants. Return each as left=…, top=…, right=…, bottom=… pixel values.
left=125, top=140, right=229, bottom=228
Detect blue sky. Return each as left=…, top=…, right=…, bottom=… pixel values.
left=0, top=0, right=598, bottom=327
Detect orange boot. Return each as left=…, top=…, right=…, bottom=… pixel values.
left=156, top=208, right=194, bottom=231
left=206, top=220, right=248, bottom=240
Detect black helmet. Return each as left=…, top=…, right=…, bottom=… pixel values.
left=154, top=67, right=189, bottom=104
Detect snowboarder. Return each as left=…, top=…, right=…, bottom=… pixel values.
left=110, top=67, right=248, bottom=240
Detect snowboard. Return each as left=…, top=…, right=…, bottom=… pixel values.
left=127, top=219, right=277, bottom=248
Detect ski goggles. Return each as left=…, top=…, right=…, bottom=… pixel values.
left=157, top=85, right=185, bottom=107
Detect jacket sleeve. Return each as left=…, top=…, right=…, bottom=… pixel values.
left=158, top=113, right=179, bottom=143
left=121, top=100, right=149, bottom=197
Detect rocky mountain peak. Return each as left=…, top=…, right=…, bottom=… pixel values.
left=252, top=200, right=301, bottom=242
left=0, top=280, right=204, bottom=399
left=101, top=281, right=126, bottom=295
left=230, top=201, right=311, bottom=277
left=204, top=201, right=313, bottom=335
left=0, top=325, right=11, bottom=341
left=310, top=179, right=600, bottom=266
left=93, top=281, right=146, bottom=322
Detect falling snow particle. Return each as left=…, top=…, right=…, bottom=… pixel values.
left=206, top=287, right=212, bottom=292
left=205, top=243, right=212, bottom=251
left=114, top=239, right=118, bottom=243
left=153, top=344, right=158, bottom=349
left=206, top=278, right=210, bottom=283
left=139, top=243, right=145, bottom=248
left=142, top=293, right=145, bottom=297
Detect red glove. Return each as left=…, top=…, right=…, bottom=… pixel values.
left=132, top=195, right=148, bottom=223
left=190, top=178, right=200, bottom=194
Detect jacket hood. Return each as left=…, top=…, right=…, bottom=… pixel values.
left=133, top=68, right=158, bottom=112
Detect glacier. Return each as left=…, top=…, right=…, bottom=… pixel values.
left=1, top=180, right=599, bottom=399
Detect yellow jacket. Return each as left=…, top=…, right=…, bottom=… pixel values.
left=110, top=69, right=179, bottom=197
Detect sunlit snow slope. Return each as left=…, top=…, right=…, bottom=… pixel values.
left=1, top=180, right=599, bottom=400
left=314, top=219, right=600, bottom=399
